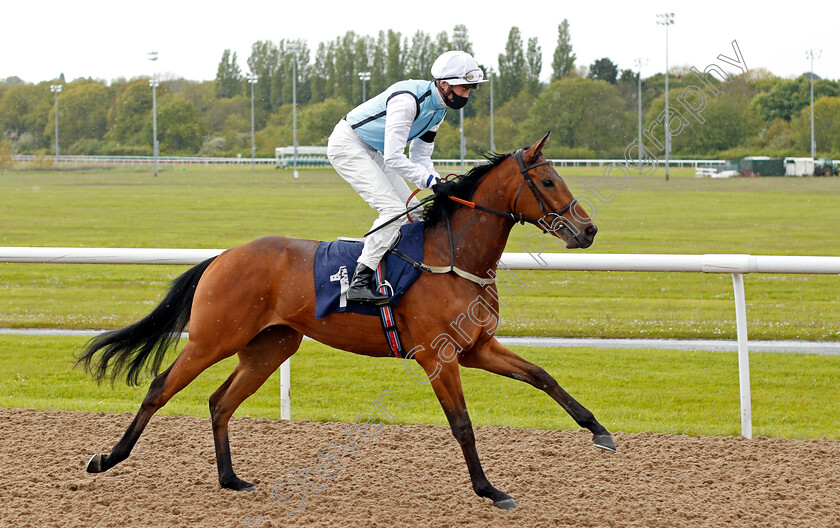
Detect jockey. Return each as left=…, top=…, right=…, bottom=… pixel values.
left=327, top=50, right=487, bottom=304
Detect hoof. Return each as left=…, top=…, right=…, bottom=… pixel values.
left=222, top=479, right=258, bottom=492
left=86, top=453, right=105, bottom=473
left=593, top=434, right=616, bottom=453
left=493, top=497, right=518, bottom=510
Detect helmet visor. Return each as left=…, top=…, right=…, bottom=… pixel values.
left=440, top=67, right=486, bottom=86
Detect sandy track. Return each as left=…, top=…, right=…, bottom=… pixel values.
left=1, top=407, right=838, bottom=527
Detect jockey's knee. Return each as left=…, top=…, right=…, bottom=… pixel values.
left=377, top=204, right=407, bottom=220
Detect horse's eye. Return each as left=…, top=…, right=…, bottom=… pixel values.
left=541, top=179, right=555, bottom=187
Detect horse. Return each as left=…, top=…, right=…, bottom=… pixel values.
left=78, top=132, right=614, bottom=510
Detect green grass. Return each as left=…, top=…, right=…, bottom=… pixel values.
left=1, top=165, right=839, bottom=439
left=2, top=165, right=839, bottom=339
left=1, top=335, right=837, bottom=439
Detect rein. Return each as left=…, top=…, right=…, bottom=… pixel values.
left=368, top=148, right=578, bottom=287
left=449, top=149, right=578, bottom=230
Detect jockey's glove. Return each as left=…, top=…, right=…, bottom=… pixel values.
left=431, top=178, right=458, bottom=197
left=425, top=174, right=441, bottom=189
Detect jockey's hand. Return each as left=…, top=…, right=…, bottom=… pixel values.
left=431, top=178, right=456, bottom=196
left=426, top=175, right=441, bottom=190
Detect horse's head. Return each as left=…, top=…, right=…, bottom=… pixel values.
left=423, top=134, right=596, bottom=249
left=505, top=132, right=597, bottom=249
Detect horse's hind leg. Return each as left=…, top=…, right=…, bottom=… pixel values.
left=86, top=340, right=238, bottom=474
left=459, top=338, right=615, bottom=452
left=209, top=325, right=302, bottom=492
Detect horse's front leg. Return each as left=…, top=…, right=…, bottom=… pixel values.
left=416, top=355, right=517, bottom=509
left=459, top=337, right=615, bottom=452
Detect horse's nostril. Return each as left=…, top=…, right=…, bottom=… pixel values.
left=585, top=225, right=598, bottom=238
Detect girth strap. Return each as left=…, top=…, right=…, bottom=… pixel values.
left=374, top=261, right=407, bottom=358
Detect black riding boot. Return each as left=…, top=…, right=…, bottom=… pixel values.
left=346, top=263, right=389, bottom=304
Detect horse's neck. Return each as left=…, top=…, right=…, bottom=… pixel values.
left=425, top=194, right=514, bottom=278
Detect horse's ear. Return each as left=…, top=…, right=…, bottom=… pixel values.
left=524, top=131, right=551, bottom=163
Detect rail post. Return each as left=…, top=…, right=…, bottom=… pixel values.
left=731, top=273, right=752, bottom=438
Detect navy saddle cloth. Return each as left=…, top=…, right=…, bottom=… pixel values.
left=314, top=222, right=425, bottom=318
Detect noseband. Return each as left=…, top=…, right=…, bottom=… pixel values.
left=448, top=148, right=578, bottom=231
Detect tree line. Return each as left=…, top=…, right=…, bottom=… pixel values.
left=2, top=22, right=839, bottom=164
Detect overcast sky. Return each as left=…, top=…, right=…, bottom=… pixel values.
left=3, top=0, right=836, bottom=85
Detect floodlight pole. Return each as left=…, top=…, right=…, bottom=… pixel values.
left=358, top=71, right=371, bottom=103
left=657, top=13, right=674, bottom=182
left=490, top=73, right=496, bottom=152
left=459, top=107, right=465, bottom=173
left=150, top=78, right=159, bottom=176
left=248, top=73, right=259, bottom=169
left=50, top=84, right=62, bottom=164
left=149, top=52, right=159, bottom=177
left=292, top=58, right=299, bottom=179
left=806, top=49, right=821, bottom=159
left=635, top=58, right=646, bottom=176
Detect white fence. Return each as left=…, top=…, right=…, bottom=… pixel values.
left=12, top=154, right=726, bottom=170
left=2, top=247, right=839, bottom=437
left=12, top=154, right=277, bottom=166
left=435, top=159, right=726, bottom=169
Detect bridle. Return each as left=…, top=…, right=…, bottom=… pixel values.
left=379, top=148, right=581, bottom=286
left=446, top=148, right=578, bottom=231
left=378, top=147, right=579, bottom=236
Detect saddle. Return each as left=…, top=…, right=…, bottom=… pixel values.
left=313, top=222, right=426, bottom=357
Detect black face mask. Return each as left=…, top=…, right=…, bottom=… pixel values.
left=444, top=89, right=469, bottom=109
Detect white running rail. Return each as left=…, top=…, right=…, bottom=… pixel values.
left=2, top=247, right=839, bottom=437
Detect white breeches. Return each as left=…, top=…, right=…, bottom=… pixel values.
left=327, top=119, right=423, bottom=270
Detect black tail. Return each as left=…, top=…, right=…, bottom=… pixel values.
left=76, top=256, right=217, bottom=386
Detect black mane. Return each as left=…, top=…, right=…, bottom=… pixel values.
left=422, top=151, right=510, bottom=227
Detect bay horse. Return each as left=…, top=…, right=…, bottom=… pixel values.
left=78, top=132, right=614, bottom=510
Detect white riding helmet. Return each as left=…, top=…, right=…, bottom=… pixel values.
left=431, top=51, right=488, bottom=86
